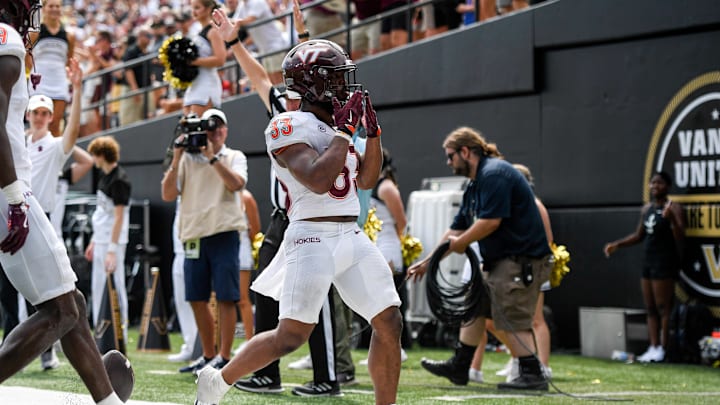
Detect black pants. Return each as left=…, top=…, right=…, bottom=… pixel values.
left=253, top=210, right=338, bottom=383
left=0, top=263, right=20, bottom=338
left=0, top=264, right=37, bottom=340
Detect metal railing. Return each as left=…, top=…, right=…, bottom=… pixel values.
left=78, top=0, right=481, bottom=134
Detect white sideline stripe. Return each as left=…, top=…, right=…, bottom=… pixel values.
left=432, top=391, right=720, bottom=401
left=0, top=386, right=182, bottom=405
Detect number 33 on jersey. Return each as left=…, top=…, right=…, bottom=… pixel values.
left=264, top=111, right=361, bottom=221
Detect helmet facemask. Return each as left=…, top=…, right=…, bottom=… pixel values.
left=27, top=0, right=41, bottom=34
left=317, top=65, right=361, bottom=104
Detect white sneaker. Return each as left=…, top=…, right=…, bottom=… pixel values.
left=195, top=367, right=231, bottom=405
left=168, top=344, right=193, bottom=362
left=288, top=354, right=313, bottom=370
left=650, top=346, right=665, bottom=362
left=542, top=364, right=553, bottom=379
left=637, top=346, right=655, bottom=363
left=468, top=368, right=484, bottom=383
left=504, top=358, right=520, bottom=383
left=496, top=357, right=516, bottom=376
left=41, top=347, right=60, bottom=370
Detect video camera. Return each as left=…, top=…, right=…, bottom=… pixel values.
left=174, top=113, right=220, bottom=153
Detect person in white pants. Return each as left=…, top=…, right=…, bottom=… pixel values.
left=84, top=136, right=131, bottom=342
left=168, top=199, right=198, bottom=362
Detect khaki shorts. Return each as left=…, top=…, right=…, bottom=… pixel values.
left=484, top=255, right=551, bottom=331
left=350, top=18, right=381, bottom=55
left=261, top=52, right=286, bottom=75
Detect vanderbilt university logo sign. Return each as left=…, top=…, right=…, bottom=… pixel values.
left=644, top=72, right=720, bottom=314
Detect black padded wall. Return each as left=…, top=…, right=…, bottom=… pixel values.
left=76, top=0, right=720, bottom=348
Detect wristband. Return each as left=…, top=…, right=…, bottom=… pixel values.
left=225, top=37, right=240, bottom=47
left=2, top=180, right=25, bottom=204
left=334, top=131, right=352, bottom=142
left=209, top=156, right=219, bottom=165
left=367, top=126, right=382, bottom=138
left=107, top=243, right=118, bottom=253
left=298, top=31, right=310, bottom=40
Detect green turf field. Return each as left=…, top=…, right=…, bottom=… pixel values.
left=4, top=329, right=720, bottom=404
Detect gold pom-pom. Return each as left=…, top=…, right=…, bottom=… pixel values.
left=251, top=232, right=265, bottom=269
left=363, top=207, right=383, bottom=243
left=401, top=234, right=423, bottom=267
left=550, top=242, right=571, bottom=288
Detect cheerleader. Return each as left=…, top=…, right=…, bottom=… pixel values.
left=183, top=0, right=226, bottom=116
left=27, top=0, right=75, bottom=136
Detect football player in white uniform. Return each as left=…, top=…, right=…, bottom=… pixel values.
left=0, top=2, right=128, bottom=403
left=195, top=40, right=402, bottom=405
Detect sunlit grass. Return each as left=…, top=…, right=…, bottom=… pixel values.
left=4, top=328, right=720, bottom=404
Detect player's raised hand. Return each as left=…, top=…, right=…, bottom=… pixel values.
left=332, top=91, right=363, bottom=136
left=362, top=90, right=381, bottom=138
left=212, top=8, right=239, bottom=42
left=1, top=202, right=30, bottom=255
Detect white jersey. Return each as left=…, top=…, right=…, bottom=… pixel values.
left=27, top=133, right=71, bottom=212
left=0, top=23, right=31, bottom=184
left=265, top=111, right=360, bottom=221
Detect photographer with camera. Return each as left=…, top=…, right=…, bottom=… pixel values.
left=161, top=108, right=248, bottom=373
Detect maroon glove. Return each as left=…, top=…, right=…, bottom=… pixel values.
left=332, top=91, right=363, bottom=136
left=363, top=91, right=381, bottom=138
left=1, top=203, right=30, bottom=255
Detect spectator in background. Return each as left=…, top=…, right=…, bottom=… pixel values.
left=161, top=108, right=247, bottom=374
left=428, top=0, right=463, bottom=36
left=350, top=0, right=382, bottom=61
left=85, top=136, right=132, bottom=342
left=183, top=0, right=226, bottom=116
left=149, top=20, right=171, bottom=113
left=149, top=20, right=169, bottom=55
left=26, top=0, right=76, bottom=136
left=119, top=26, right=154, bottom=126
left=175, top=11, right=196, bottom=37
left=603, top=172, right=685, bottom=363
left=301, top=0, right=346, bottom=48
left=88, top=30, right=119, bottom=131
left=225, top=0, right=241, bottom=18
left=497, top=0, right=528, bottom=15
left=380, top=0, right=408, bottom=51
left=233, top=0, right=291, bottom=85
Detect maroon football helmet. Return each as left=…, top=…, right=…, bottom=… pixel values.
left=282, top=39, right=360, bottom=104
left=0, top=0, right=42, bottom=44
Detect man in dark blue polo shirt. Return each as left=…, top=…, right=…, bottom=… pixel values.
left=408, top=126, right=551, bottom=390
